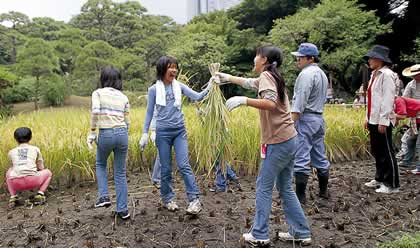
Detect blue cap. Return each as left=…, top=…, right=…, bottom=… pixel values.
left=291, top=43, right=319, bottom=57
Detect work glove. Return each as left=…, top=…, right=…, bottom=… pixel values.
left=226, top=96, right=247, bottom=111
left=215, top=72, right=231, bottom=84
left=139, top=133, right=149, bottom=150
left=150, top=131, right=156, bottom=146
left=86, top=131, right=97, bottom=150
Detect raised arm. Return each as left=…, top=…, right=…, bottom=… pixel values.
left=216, top=72, right=259, bottom=92
left=181, top=81, right=211, bottom=102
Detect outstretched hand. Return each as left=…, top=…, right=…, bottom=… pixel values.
left=226, top=96, right=247, bottom=111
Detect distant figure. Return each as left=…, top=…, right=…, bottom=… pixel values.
left=6, top=127, right=52, bottom=208
left=353, top=85, right=366, bottom=109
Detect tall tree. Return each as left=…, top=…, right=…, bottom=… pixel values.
left=73, top=40, right=118, bottom=94
left=0, top=11, right=30, bottom=63
left=0, top=67, right=17, bottom=108
left=17, top=38, right=58, bottom=110
left=270, top=0, right=389, bottom=92
left=228, top=0, right=320, bottom=34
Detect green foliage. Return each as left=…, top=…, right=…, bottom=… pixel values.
left=42, top=74, right=66, bottom=106
left=73, top=40, right=118, bottom=94
left=169, top=32, right=228, bottom=89
left=229, top=0, right=320, bottom=34
left=377, top=232, right=420, bottom=248
left=270, top=0, right=390, bottom=90
left=401, top=37, right=420, bottom=63
left=2, top=77, right=34, bottom=103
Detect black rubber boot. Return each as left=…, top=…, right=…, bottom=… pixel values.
left=318, top=173, right=329, bottom=199
left=295, top=173, right=309, bottom=205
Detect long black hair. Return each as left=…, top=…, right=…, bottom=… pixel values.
left=100, top=66, right=122, bottom=90
left=256, top=46, right=286, bottom=102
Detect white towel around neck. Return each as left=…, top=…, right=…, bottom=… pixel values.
left=155, top=79, right=182, bottom=110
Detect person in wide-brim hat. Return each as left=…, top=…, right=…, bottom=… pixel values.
left=402, top=64, right=420, bottom=78
left=364, top=45, right=392, bottom=64
left=363, top=44, right=401, bottom=194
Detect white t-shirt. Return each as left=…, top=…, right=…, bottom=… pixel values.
left=8, top=144, right=43, bottom=178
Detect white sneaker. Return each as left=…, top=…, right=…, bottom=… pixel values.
left=411, top=169, right=420, bottom=175
left=186, top=199, right=202, bottom=215
left=163, top=201, right=179, bottom=211
left=277, top=232, right=312, bottom=246
left=242, top=233, right=270, bottom=246
left=364, top=179, right=383, bottom=188
left=375, top=184, right=400, bottom=194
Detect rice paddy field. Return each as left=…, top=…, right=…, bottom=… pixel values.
left=0, top=105, right=419, bottom=248
left=0, top=105, right=368, bottom=184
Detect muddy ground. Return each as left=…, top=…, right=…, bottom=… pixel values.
left=0, top=161, right=418, bottom=248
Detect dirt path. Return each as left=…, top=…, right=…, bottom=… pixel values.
left=0, top=161, right=418, bottom=248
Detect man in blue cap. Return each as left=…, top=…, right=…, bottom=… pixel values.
left=290, top=43, right=330, bottom=204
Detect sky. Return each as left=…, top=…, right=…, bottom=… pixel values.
left=0, top=0, right=189, bottom=24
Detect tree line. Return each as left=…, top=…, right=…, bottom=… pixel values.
left=0, top=0, right=418, bottom=113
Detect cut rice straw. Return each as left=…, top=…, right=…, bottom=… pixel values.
left=193, top=63, right=232, bottom=176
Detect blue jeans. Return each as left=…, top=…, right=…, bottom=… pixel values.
left=294, top=113, right=330, bottom=176
left=252, top=137, right=311, bottom=240
left=96, top=128, right=128, bottom=212
left=214, top=160, right=238, bottom=191
left=152, top=151, right=161, bottom=184
left=156, top=127, right=200, bottom=204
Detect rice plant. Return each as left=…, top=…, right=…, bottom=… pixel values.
left=0, top=105, right=370, bottom=184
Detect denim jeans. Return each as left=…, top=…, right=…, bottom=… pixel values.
left=156, top=127, right=200, bottom=204
left=152, top=151, right=161, bottom=184
left=294, top=113, right=330, bottom=176
left=252, top=136, right=311, bottom=240
left=96, top=128, right=128, bottom=212
left=214, top=160, right=238, bottom=191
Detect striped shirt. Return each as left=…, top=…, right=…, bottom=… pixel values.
left=90, top=87, right=130, bottom=129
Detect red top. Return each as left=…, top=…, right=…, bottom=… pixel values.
left=394, top=96, right=420, bottom=120
left=367, top=71, right=378, bottom=120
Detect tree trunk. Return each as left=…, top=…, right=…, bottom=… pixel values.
left=34, top=76, right=40, bottom=110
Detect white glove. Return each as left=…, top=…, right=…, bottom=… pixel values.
left=86, top=131, right=97, bottom=150
left=139, top=133, right=149, bottom=150
left=215, top=72, right=231, bottom=84
left=150, top=131, right=156, bottom=146
left=226, top=96, right=247, bottom=111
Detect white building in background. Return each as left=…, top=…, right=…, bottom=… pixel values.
left=187, top=0, right=242, bottom=22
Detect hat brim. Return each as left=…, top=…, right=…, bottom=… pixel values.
left=402, top=67, right=420, bottom=77
left=291, top=51, right=304, bottom=57
left=364, top=51, right=392, bottom=64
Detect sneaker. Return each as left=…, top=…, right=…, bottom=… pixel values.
left=230, top=179, right=242, bottom=191
left=95, top=196, right=111, bottom=208
left=364, top=179, right=383, bottom=188
left=8, top=196, right=18, bottom=209
left=163, top=201, right=179, bottom=211
left=152, top=182, right=161, bottom=189
left=375, top=184, right=400, bottom=194
left=242, top=232, right=270, bottom=247
left=209, top=187, right=225, bottom=193
left=411, top=169, right=420, bottom=175
left=277, top=232, right=312, bottom=246
left=116, top=211, right=130, bottom=220
left=186, top=199, right=202, bottom=215
left=33, top=194, right=46, bottom=205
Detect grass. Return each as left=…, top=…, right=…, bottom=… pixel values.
left=0, top=106, right=369, bottom=184
left=377, top=232, right=420, bottom=248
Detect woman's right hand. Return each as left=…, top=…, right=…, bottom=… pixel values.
left=215, top=72, right=231, bottom=84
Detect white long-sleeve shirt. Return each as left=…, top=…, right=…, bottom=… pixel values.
left=366, top=66, right=397, bottom=126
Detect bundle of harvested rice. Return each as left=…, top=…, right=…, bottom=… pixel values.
left=194, top=63, right=232, bottom=175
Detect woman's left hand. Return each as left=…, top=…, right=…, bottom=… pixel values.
left=226, top=96, right=247, bottom=111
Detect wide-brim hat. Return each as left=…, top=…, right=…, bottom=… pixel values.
left=402, top=64, right=420, bottom=77
left=364, top=45, right=392, bottom=64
